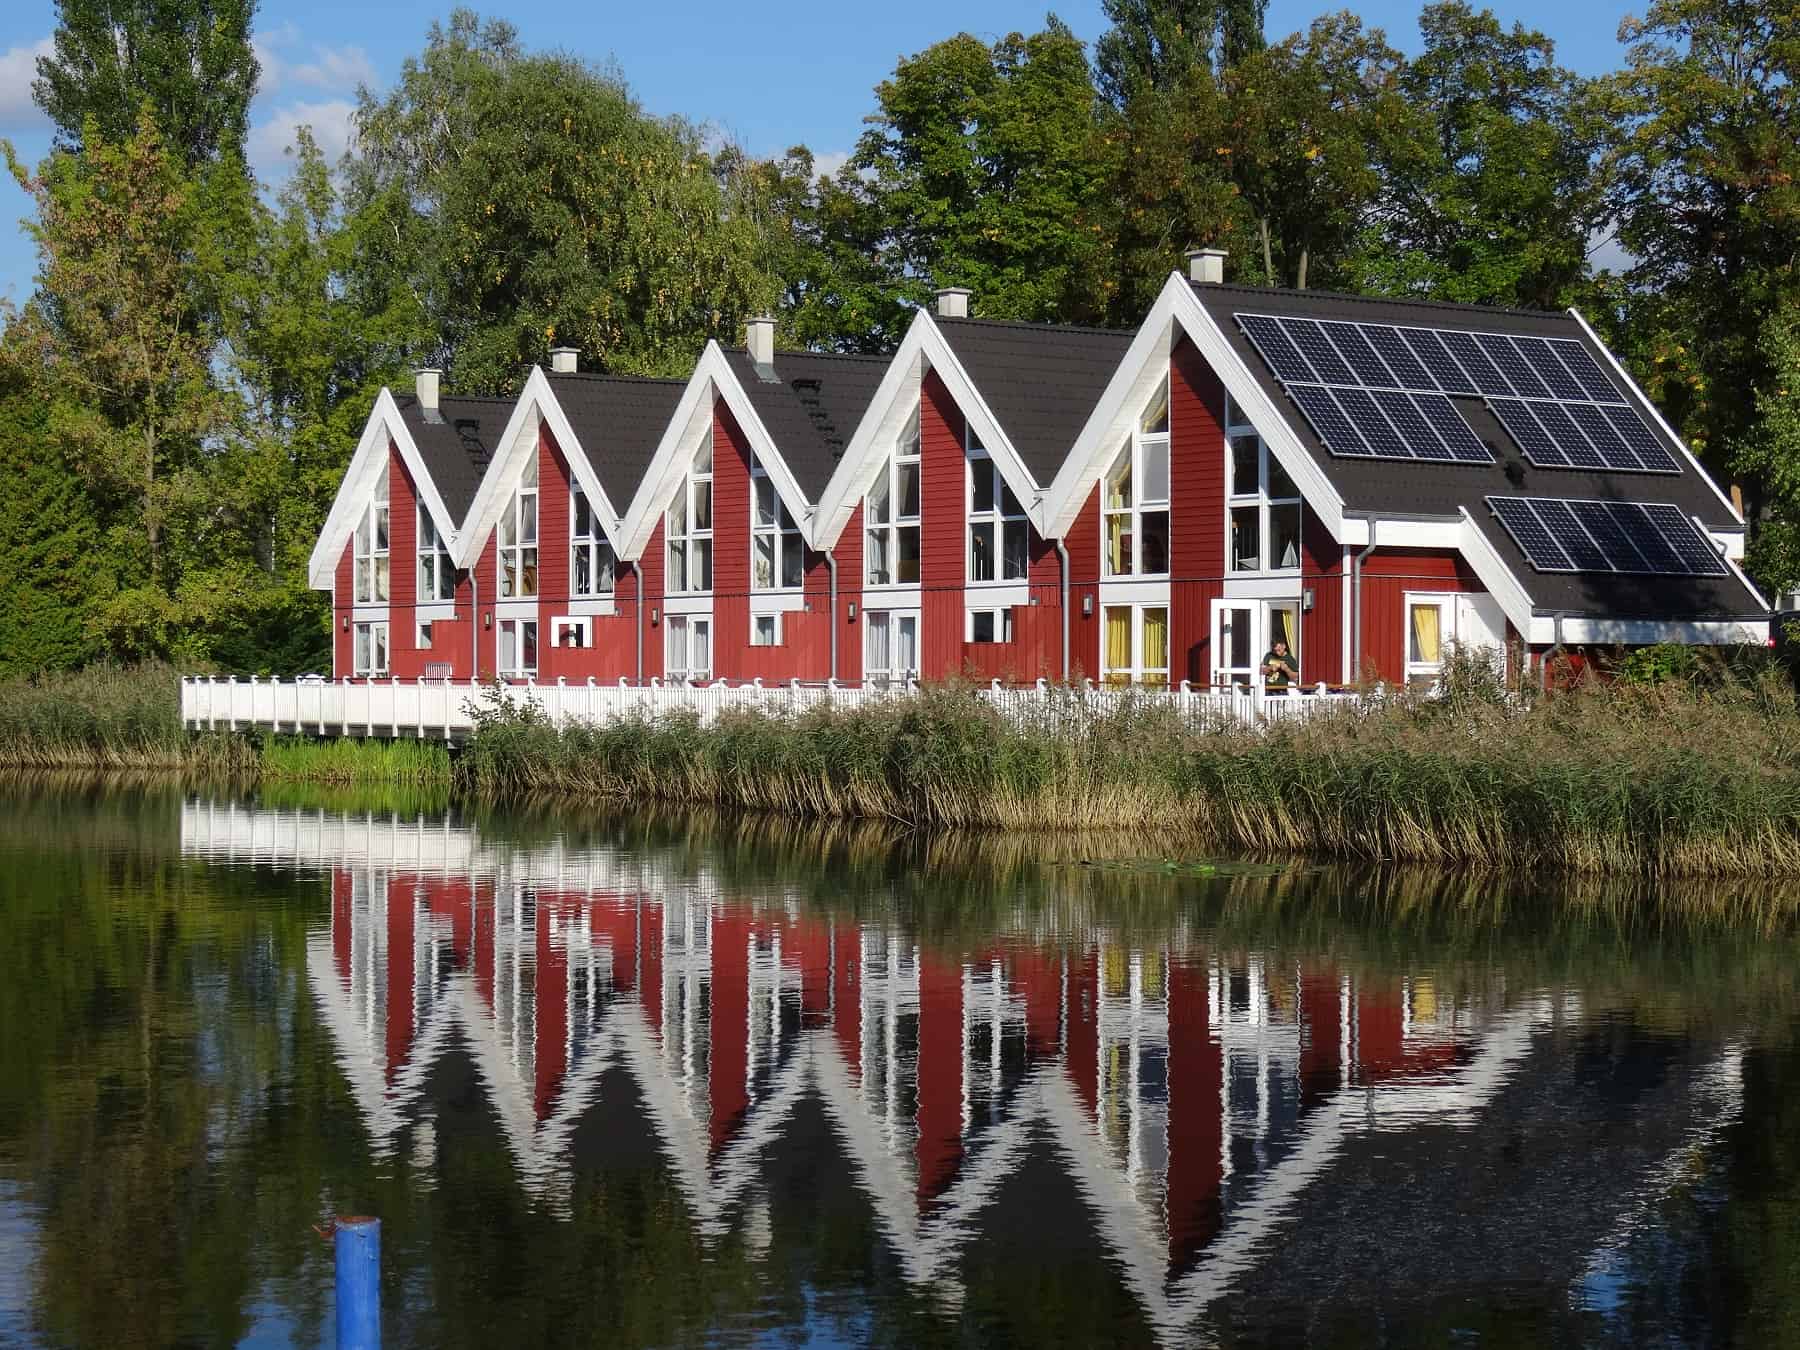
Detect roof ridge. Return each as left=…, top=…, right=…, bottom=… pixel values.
left=722, top=345, right=895, bottom=364
left=1192, top=280, right=1570, bottom=322
left=937, top=315, right=1134, bottom=337
left=547, top=371, right=688, bottom=385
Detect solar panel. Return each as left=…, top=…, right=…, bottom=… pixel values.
left=1287, top=384, right=1372, bottom=456
left=1488, top=497, right=1572, bottom=571
left=1487, top=496, right=1730, bottom=577
left=1438, top=331, right=1514, bottom=396
left=1477, top=333, right=1553, bottom=399
left=1513, top=336, right=1586, bottom=400
left=1371, top=389, right=1453, bottom=460
left=1413, top=393, right=1495, bottom=463
left=1360, top=325, right=1435, bottom=390
left=1237, top=314, right=1318, bottom=383
left=1547, top=339, right=1620, bottom=402
left=1231, top=312, right=1681, bottom=475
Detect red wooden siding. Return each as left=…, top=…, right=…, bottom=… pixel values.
left=837, top=502, right=865, bottom=684
left=333, top=546, right=352, bottom=678
left=1067, top=483, right=1101, bottom=681
left=639, top=518, right=666, bottom=681
left=1299, top=506, right=1345, bottom=686
left=535, top=427, right=639, bottom=683
left=1358, top=549, right=1483, bottom=685
left=1169, top=339, right=1227, bottom=685
left=919, top=372, right=966, bottom=679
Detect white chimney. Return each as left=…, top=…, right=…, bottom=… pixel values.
left=548, top=347, right=579, bottom=374
left=1188, top=248, right=1227, bottom=285
left=936, top=287, right=972, bottom=319
left=746, top=316, right=775, bottom=367
left=415, top=367, right=441, bottom=412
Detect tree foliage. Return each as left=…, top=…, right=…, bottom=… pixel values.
left=1095, top=0, right=1268, bottom=105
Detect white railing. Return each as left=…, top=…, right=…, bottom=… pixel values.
left=178, top=674, right=1364, bottom=740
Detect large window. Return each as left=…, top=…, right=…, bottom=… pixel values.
left=499, top=455, right=539, bottom=598
left=667, top=442, right=713, bottom=593
left=1102, top=605, right=1169, bottom=686
left=1225, top=396, right=1301, bottom=574
left=498, top=618, right=538, bottom=678
left=1406, top=597, right=1448, bottom=689
left=666, top=616, right=712, bottom=683
left=968, top=429, right=1028, bottom=582
left=353, top=464, right=390, bottom=603
left=570, top=486, right=615, bottom=597
left=353, top=620, right=389, bottom=676
left=417, top=505, right=455, bottom=602
left=866, top=410, right=921, bottom=586
left=751, top=454, right=803, bottom=589
left=865, top=611, right=917, bottom=684
left=1103, top=380, right=1171, bottom=576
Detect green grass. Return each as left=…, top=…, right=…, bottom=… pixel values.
left=256, top=735, right=451, bottom=785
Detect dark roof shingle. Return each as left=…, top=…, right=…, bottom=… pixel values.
left=718, top=347, right=890, bottom=502
left=544, top=372, right=687, bottom=515
left=394, top=392, right=509, bottom=525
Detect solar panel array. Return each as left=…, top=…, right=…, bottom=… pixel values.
left=1485, top=496, right=1729, bottom=577
left=1234, top=313, right=1680, bottom=475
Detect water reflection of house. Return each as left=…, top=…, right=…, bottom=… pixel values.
left=183, top=801, right=1740, bottom=1339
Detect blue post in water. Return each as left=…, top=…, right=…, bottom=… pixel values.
left=334, top=1216, right=381, bottom=1349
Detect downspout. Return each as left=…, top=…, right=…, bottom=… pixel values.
left=1054, top=538, right=1071, bottom=682
left=635, top=568, right=644, bottom=686
left=825, top=550, right=839, bottom=681
left=468, top=563, right=480, bottom=680
left=1543, top=610, right=1566, bottom=694
left=1350, top=512, right=1380, bottom=684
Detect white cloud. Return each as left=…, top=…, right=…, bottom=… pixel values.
left=0, top=37, right=54, bottom=131
left=248, top=98, right=358, bottom=174
left=811, top=149, right=852, bottom=180
left=254, top=26, right=375, bottom=97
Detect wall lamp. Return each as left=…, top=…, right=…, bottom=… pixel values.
left=483, top=611, right=491, bottom=630
left=847, top=601, right=857, bottom=621
left=1302, top=587, right=1316, bottom=612
left=650, top=607, right=660, bottom=626
left=1081, top=594, right=1093, bottom=617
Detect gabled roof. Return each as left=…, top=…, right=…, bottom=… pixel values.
left=392, top=391, right=507, bottom=525
left=543, top=371, right=686, bottom=518
left=935, top=317, right=1135, bottom=485
left=716, top=347, right=890, bottom=503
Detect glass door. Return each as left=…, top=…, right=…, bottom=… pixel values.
left=1211, top=602, right=1257, bottom=690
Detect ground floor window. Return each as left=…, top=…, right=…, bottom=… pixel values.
left=1406, top=597, right=1449, bottom=689
left=1101, top=605, right=1169, bottom=686
left=417, top=620, right=433, bottom=650
left=751, top=614, right=780, bottom=647
left=553, top=616, right=592, bottom=649
left=353, top=621, right=389, bottom=677
left=667, top=616, right=712, bottom=683
left=1210, top=599, right=1299, bottom=690
left=865, top=611, right=917, bottom=684
left=499, top=619, right=538, bottom=678
left=968, top=608, right=1014, bottom=644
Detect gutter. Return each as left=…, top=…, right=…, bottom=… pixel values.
left=1350, top=512, right=1381, bottom=683
left=1054, top=539, right=1071, bottom=682
left=825, top=550, right=839, bottom=681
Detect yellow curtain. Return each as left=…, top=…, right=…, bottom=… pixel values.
left=1271, top=607, right=1295, bottom=654
left=1104, top=607, right=1132, bottom=681
left=1142, top=607, right=1169, bottom=684
left=1411, top=604, right=1441, bottom=664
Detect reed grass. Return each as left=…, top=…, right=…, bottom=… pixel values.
left=257, top=735, right=451, bottom=785
left=455, top=667, right=1800, bottom=877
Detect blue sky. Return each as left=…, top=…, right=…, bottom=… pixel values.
left=0, top=1, right=1643, bottom=304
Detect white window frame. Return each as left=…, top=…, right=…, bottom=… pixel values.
left=667, top=441, right=714, bottom=594
left=1102, top=378, right=1171, bottom=578
left=416, top=619, right=434, bottom=650
left=353, top=464, right=390, bottom=604
left=1100, top=604, right=1170, bottom=686
left=570, top=484, right=615, bottom=597
left=552, top=615, right=593, bottom=650
left=967, top=426, right=1029, bottom=584
left=750, top=613, right=781, bottom=647
left=864, top=610, right=919, bottom=685
left=666, top=615, right=712, bottom=682
left=498, top=618, right=538, bottom=678
left=353, top=620, right=389, bottom=676
left=498, top=455, right=539, bottom=599
left=416, top=503, right=455, bottom=603
left=966, top=607, right=1015, bottom=644
left=865, top=409, right=922, bottom=587
left=751, top=454, right=804, bottom=591
left=1404, top=592, right=1454, bottom=688
left=1224, top=395, right=1302, bottom=575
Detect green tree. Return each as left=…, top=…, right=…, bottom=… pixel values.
left=33, top=0, right=260, bottom=167
left=1352, top=3, right=1609, bottom=310
left=345, top=9, right=778, bottom=389
left=1095, top=0, right=1268, bottom=105
left=853, top=20, right=1111, bottom=323
left=1735, top=304, right=1800, bottom=595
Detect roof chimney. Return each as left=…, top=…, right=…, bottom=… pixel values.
left=1187, top=247, right=1227, bottom=286
left=415, top=367, right=442, bottom=423
left=548, top=347, right=579, bottom=374
left=935, top=286, right=972, bottom=319
left=746, top=315, right=776, bottom=370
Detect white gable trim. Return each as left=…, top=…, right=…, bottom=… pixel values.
left=615, top=343, right=814, bottom=561
left=1566, top=308, right=1744, bottom=527
left=1454, top=507, right=1537, bottom=641
left=1043, top=273, right=1347, bottom=542
left=812, top=309, right=1046, bottom=548
left=455, top=367, right=629, bottom=570
left=307, top=387, right=459, bottom=590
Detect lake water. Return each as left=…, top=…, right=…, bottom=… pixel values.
left=1, top=784, right=1797, bottom=1348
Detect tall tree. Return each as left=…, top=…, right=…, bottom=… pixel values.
left=853, top=20, right=1111, bottom=323
left=346, top=9, right=778, bottom=389
left=1602, top=0, right=1800, bottom=514
left=1095, top=0, right=1268, bottom=105
left=1352, top=3, right=1608, bottom=310
left=33, top=0, right=260, bottom=167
